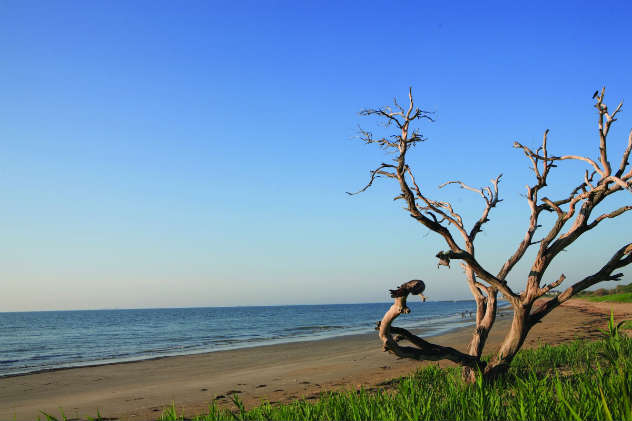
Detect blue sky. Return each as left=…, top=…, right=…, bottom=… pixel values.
left=1, top=1, right=631, bottom=311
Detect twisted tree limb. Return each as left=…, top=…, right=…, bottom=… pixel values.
left=377, top=280, right=484, bottom=369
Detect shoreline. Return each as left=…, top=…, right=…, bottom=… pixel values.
left=1, top=303, right=513, bottom=380
left=0, top=317, right=486, bottom=380
left=0, top=299, right=625, bottom=421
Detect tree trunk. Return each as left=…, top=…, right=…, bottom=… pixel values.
left=483, top=303, right=531, bottom=379
left=462, top=290, right=497, bottom=382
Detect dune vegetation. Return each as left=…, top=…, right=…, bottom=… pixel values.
left=576, top=282, right=632, bottom=303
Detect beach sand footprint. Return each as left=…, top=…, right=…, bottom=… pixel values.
left=225, top=390, right=242, bottom=395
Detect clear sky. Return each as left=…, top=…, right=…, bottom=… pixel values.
left=1, top=1, right=631, bottom=311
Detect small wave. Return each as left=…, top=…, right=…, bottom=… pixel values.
left=25, top=352, right=79, bottom=362
left=285, top=325, right=344, bottom=333
left=3, top=346, right=48, bottom=353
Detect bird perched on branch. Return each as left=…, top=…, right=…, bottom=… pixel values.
left=593, top=90, right=599, bottom=99
left=389, top=279, right=427, bottom=301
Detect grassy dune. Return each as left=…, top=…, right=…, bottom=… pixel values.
left=576, top=282, right=632, bottom=303
left=586, top=292, right=632, bottom=303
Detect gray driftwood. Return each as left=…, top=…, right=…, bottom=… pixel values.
left=351, top=87, right=632, bottom=381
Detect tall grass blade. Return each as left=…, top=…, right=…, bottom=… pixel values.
left=599, top=386, right=614, bottom=421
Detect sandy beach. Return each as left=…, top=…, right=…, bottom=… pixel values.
left=1, top=299, right=630, bottom=421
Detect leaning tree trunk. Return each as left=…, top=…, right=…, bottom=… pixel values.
left=482, top=303, right=531, bottom=379
left=462, top=286, right=497, bottom=382
left=469, top=291, right=497, bottom=358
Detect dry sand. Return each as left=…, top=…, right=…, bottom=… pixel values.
left=1, top=299, right=630, bottom=421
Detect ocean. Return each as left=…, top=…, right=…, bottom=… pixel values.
left=0, top=300, right=502, bottom=377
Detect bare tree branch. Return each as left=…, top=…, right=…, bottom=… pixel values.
left=530, top=243, right=632, bottom=324
left=346, top=163, right=397, bottom=195
left=357, top=127, right=399, bottom=149
left=514, top=141, right=605, bottom=179
left=439, top=174, right=503, bottom=242
left=499, top=131, right=557, bottom=280
left=536, top=274, right=566, bottom=297
left=387, top=326, right=484, bottom=368
left=616, top=129, right=632, bottom=178
left=602, top=175, right=632, bottom=193
left=407, top=167, right=467, bottom=236
left=587, top=205, right=632, bottom=229
left=436, top=250, right=519, bottom=301
left=584, top=170, right=595, bottom=190
left=596, top=88, right=623, bottom=176
left=360, top=108, right=405, bottom=129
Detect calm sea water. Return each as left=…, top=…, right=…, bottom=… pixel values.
left=0, top=301, right=502, bottom=377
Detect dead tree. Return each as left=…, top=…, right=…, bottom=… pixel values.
left=350, top=87, right=632, bottom=381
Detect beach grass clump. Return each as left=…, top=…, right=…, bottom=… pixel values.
left=158, top=331, right=632, bottom=421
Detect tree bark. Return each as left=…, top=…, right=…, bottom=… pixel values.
left=483, top=304, right=531, bottom=379
left=463, top=288, right=497, bottom=382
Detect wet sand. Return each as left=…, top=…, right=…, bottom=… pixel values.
left=1, top=299, right=629, bottom=420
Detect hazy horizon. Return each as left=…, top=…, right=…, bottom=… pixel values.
left=2, top=1, right=631, bottom=312
left=1, top=296, right=498, bottom=313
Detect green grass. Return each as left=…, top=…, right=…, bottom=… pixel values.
left=576, top=282, right=632, bottom=301
left=586, top=292, right=632, bottom=302
left=153, top=332, right=632, bottom=421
